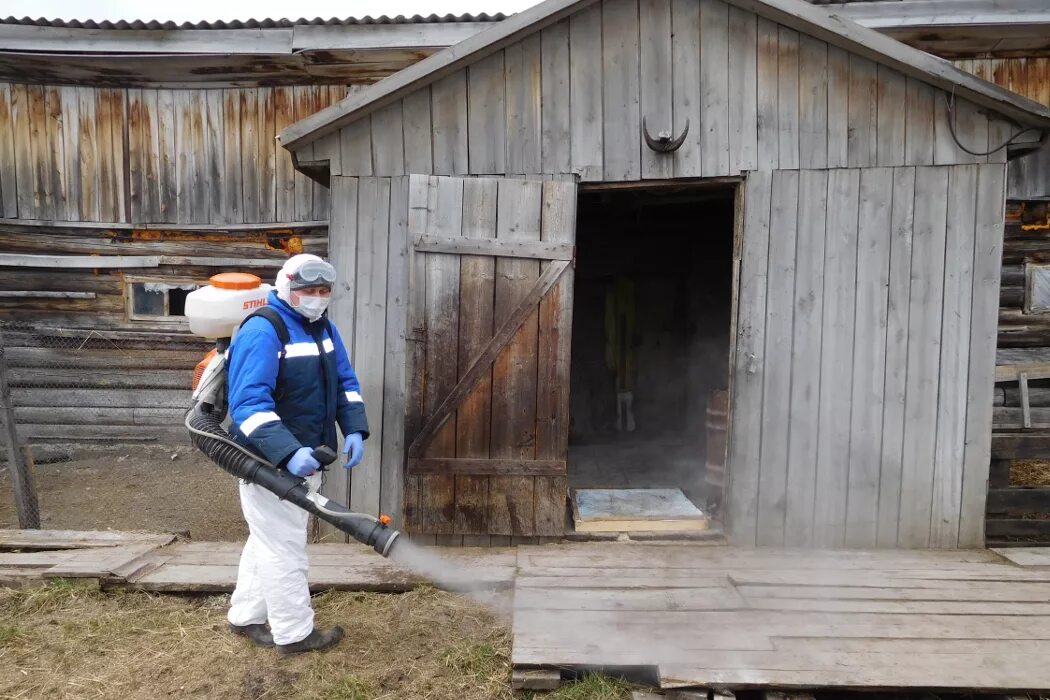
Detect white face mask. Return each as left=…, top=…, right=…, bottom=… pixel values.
left=293, top=295, right=330, bottom=322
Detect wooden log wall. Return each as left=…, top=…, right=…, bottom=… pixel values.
left=958, top=57, right=1050, bottom=200
left=0, top=221, right=327, bottom=331
left=0, top=83, right=348, bottom=224
left=318, top=0, right=1011, bottom=181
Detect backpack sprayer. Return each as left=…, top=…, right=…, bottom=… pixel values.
left=183, top=272, right=400, bottom=558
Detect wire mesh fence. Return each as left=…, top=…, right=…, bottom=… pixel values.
left=0, top=321, right=247, bottom=539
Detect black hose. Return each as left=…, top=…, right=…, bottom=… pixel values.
left=186, top=405, right=400, bottom=557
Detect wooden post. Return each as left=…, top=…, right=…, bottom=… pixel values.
left=0, top=328, right=40, bottom=528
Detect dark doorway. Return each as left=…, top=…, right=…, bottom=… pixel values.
left=569, top=182, right=736, bottom=518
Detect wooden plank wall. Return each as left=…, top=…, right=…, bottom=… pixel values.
left=728, top=163, right=1007, bottom=549
left=325, top=0, right=1007, bottom=181
left=0, top=83, right=347, bottom=224
left=957, top=57, right=1050, bottom=200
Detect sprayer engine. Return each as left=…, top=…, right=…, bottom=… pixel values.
left=183, top=272, right=401, bottom=558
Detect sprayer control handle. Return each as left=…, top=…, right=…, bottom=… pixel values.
left=311, top=445, right=338, bottom=466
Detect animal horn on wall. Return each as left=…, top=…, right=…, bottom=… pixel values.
left=642, top=117, right=689, bottom=153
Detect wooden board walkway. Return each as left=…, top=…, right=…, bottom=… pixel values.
left=512, top=543, right=1050, bottom=693
left=0, top=529, right=516, bottom=593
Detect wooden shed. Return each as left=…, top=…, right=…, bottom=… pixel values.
left=278, top=0, right=1050, bottom=548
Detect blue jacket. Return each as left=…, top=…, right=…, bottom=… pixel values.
left=227, top=290, right=369, bottom=467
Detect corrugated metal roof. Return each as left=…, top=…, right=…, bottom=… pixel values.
left=0, top=13, right=507, bottom=30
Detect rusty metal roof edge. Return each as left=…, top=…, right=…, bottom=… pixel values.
left=0, top=13, right=508, bottom=30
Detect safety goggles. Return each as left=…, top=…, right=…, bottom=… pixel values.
left=287, top=259, right=336, bottom=289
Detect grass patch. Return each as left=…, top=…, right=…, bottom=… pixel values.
left=0, top=624, right=24, bottom=648
left=314, top=674, right=377, bottom=700
left=546, top=674, right=634, bottom=700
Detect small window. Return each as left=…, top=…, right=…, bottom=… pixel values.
left=1026, top=264, right=1050, bottom=315
left=126, top=279, right=201, bottom=322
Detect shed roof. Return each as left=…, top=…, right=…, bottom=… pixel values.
left=279, top=0, right=1050, bottom=151
left=0, top=13, right=506, bottom=30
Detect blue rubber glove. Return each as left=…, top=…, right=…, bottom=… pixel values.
left=287, top=446, right=320, bottom=477
left=343, top=432, right=365, bottom=469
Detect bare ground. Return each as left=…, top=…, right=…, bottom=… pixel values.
left=0, top=445, right=246, bottom=541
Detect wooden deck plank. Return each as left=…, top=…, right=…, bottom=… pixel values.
left=0, top=529, right=174, bottom=550
left=512, top=543, right=1050, bottom=692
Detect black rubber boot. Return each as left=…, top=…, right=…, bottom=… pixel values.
left=228, top=622, right=274, bottom=647
left=276, top=625, right=345, bottom=657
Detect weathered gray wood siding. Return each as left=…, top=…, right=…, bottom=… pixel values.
left=322, top=0, right=1011, bottom=181
left=312, top=0, right=1018, bottom=548
left=322, top=175, right=409, bottom=537
left=0, top=83, right=347, bottom=224
left=730, top=164, right=1007, bottom=549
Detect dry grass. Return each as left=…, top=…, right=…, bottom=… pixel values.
left=1010, top=459, right=1050, bottom=487
left=0, top=580, right=634, bottom=700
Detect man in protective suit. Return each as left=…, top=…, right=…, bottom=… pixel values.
left=224, top=253, right=368, bottom=656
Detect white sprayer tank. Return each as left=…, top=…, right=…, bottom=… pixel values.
left=185, top=272, right=272, bottom=339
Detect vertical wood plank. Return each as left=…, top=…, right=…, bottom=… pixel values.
left=76, top=87, right=100, bottom=222
left=204, top=90, right=225, bottom=224
left=455, top=177, right=498, bottom=535
left=371, top=101, right=406, bottom=176
left=640, top=0, right=674, bottom=180
left=490, top=178, right=542, bottom=536
left=727, top=171, right=772, bottom=546
left=380, top=175, right=410, bottom=526
left=602, top=0, right=641, bottom=181
left=844, top=167, right=893, bottom=548
left=469, top=52, right=507, bottom=175
left=154, top=89, right=177, bottom=221
left=340, top=117, right=374, bottom=178
left=239, top=89, right=261, bottom=223
left=139, top=88, right=162, bottom=223
left=931, top=164, right=977, bottom=548
left=813, top=168, right=860, bottom=548
left=505, top=35, right=542, bottom=175
left=11, top=85, right=33, bottom=219
left=826, top=47, right=850, bottom=169
left=727, top=7, right=757, bottom=174
left=756, top=170, right=799, bottom=546
left=323, top=176, right=359, bottom=541
left=175, top=90, right=203, bottom=223
left=541, top=21, right=571, bottom=175
left=777, top=28, right=800, bottom=171
left=44, top=87, right=66, bottom=220
left=258, top=88, right=277, bottom=222
left=569, top=4, right=603, bottom=181
left=783, top=169, right=827, bottom=547
left=959, top=163, right=1006, bottom=547
left=403, top=91, right=434, bottom=175
left=876, top=67, right=907, bottom=167
left=350, top=177, right=391, bottom=517
left=127, top=87, right=145, bottom=222
left=905, top=78, right=935, bottom=166
left=755, top=18, right=779, bottom=172
left=848, top=55, right=878, bottom=168
left=221, top=89, right=243, bottom=224
left=898, top=166, right=949, bottom=549
left=273, top=87, right=296, bottom=221
left=60, top=87, right=81, bottom=222
left=798, top=36, right=828, bottom=170
left=404, top=175, right=430, bottom=533
left=535, top=178, right=576, bottom=537
left=933, top=89, right=958, bottom=166
left=292, top=87, right=321, bottom=216
left=700, top=0, right=730, bottom=177
left=26, top=85, right=48, bottom=219
left=877, top=166, right=915, bottom=548
left=96, top=88, right=124, bottom=223
left=0, top=84, right=16, bottom=218
left=422, top=176, right=463, bottom=534
left=431, top=71, right=469, bottom=176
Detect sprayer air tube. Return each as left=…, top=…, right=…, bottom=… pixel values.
left=186, top=406, right=400, bottom=557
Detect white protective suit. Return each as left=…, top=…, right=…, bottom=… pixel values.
left=227, top=471, right=321, bottom=645
left=226, top=254, right=338, bottom=646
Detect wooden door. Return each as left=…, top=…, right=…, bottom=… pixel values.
left=403, top=175, right=576, bottom=538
